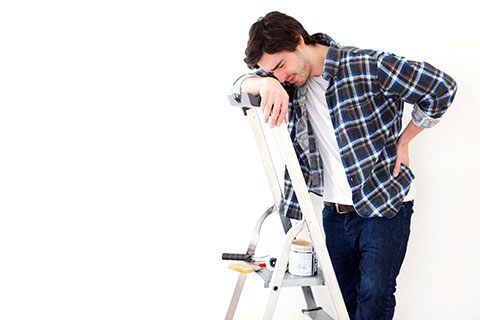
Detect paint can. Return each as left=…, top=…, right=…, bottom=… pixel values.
left=288, top=239, right=317, bottom=276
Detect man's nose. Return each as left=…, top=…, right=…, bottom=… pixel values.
left=274, top=71, right=287, bottom=83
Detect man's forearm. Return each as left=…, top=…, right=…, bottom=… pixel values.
left=240, top=76, right=264, bottom=96
left=398, top=120, right=424, bottom=146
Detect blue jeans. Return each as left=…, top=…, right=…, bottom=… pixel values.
left=322, top=201, right=414, bottom=320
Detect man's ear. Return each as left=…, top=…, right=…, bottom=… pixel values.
left=296, top=34, right=305, bottom=48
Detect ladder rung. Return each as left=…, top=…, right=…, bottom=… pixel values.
left=302, top=307, right=335, bottom=320
left=252, top=268, right=325, bottom=289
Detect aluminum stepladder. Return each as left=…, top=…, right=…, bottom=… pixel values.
left=222, top=93, right=350, bottom=320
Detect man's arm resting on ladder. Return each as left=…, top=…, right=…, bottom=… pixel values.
left=237, top=76, right=289, bottom=128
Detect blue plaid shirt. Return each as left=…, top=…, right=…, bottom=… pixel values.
left=232, top=33, right=457, bottom=219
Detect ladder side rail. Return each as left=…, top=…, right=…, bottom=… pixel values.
left=225, top=100, right=290, bottom=320
left=225, top=273, right=248, bottom=320
left=275, top=125, right=350, bottom=320
left=246, top=108, right=292, bottom=233
left=246, top=107, right=324, bottom=314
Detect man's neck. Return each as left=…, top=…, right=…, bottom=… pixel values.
left=306, top=44, right=329, bottom=78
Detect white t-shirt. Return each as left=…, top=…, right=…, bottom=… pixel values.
left=303, top=76, right=415, bottom=205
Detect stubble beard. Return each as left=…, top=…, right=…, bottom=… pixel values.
left=294, top=49, right=310, bottom=87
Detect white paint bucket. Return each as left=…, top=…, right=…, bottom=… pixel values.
left=288, top=239, right=317, bottom=276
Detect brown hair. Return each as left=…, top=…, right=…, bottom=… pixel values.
left=244, top=11, right=317, bottom=69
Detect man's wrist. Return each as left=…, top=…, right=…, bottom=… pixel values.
left=398, top=120, right=424, bottom=147
left=397, top=137, right=409, bottom=147
left=260, top=76, right=277, bottom=87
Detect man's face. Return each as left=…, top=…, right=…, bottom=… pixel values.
left=257, top=49, right=310, bottom=86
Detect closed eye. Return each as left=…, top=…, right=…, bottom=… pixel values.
left=271, top=59, right=284, bottom=73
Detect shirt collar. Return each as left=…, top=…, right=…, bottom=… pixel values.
left=311, top=33, right=340, bottom=80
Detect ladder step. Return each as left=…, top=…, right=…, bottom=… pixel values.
left=302, top=307, right=335, bottom=320
left=252, top=268, right=325, bottom=288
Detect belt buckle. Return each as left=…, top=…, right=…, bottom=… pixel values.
left=335, top=203, right=350, bottom=214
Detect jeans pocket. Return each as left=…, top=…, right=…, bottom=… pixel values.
left=322, top=204, right=334, bottom=219
left=401, top=200, right=414, bottom=219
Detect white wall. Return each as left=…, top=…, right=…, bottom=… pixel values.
left=0, top=0, right=478, bottom=319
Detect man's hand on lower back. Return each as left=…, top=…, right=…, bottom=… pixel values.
left=393, top=142, right=410, bottom=177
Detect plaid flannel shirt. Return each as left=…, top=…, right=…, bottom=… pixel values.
left=232, top=33, right=457, bottom=219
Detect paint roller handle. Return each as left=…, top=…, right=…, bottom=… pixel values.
left=222, top=253, right=253, bottom=262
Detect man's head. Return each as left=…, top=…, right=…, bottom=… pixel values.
left=244, top=11, right=318, bottom=86
left=244, top=11, right=317, bottom=69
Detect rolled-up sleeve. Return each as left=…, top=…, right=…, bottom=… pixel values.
left=231, top=70, right=272, bottom=101
left=377, top=53, right=457, bottom=128
left=231, top=73, right=257, bottom=100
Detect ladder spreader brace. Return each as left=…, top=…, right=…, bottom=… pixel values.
left=222, top=93, right=350, bottom=320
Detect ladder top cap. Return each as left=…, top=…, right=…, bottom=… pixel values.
left=228, top=93, right=261, bottom=108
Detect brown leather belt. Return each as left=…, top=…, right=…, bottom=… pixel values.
left=324, top=201, right=356, bottom=214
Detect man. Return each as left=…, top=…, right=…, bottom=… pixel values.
left=231, top=11, right=457, bottom=320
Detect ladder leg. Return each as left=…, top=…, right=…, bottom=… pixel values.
left=225, top=273, right=247, bottom=320
left=302, top=286, right=335, bottom=320
left=302, top=286, right=317, bottom=310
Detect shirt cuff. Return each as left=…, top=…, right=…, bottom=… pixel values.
left=411, top=105, right=441, bottom=129
left=231, top=74, right=257, bottom=101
